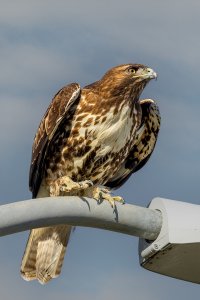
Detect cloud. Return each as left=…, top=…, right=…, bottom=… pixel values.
left=1, top=0, right=200, bottom=75
left=1, top=0, right=200, bottom=69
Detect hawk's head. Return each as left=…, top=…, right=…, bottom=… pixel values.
left=99, top=64, right=157, bottom=99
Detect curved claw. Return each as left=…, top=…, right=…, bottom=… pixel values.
left=49, top=177, right=94, bottom=196
left=92, top=187, right=124, bottom=208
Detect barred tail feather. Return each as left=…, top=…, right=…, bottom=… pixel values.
left=21, top=182, right=72, bottom=284
left=21, top=225, right=72, bottom=284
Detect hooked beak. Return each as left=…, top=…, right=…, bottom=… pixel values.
left=145, top=67, right=157, bottom=79
left=134, top=67, right=157, bottom=80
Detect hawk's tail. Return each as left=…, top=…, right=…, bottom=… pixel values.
left=20, top=225, right=72, bottom=284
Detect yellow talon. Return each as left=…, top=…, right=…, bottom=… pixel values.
left=92, top=187, right=125, bottom=208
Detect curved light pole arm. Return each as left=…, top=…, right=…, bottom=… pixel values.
left=0, top=196, right=162, bottom=240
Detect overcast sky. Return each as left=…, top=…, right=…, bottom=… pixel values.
left=1, top=0, right=200, bottom=299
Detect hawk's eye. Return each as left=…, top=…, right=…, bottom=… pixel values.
left=127, top=67, right=136, bottom=75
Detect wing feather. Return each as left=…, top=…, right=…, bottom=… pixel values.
left=106, top=99, right=161, bottom=189
left=29, top=83, right=81, bottom=197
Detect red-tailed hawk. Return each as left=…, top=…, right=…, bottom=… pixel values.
left=21, top=64, right=160, bottom=284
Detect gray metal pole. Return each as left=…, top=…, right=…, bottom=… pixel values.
left=0, top=196, right=162, bottom=240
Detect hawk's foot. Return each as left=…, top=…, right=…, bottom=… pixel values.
left=49, top=176, right=93, bottom=196
left=92, top=187, right=125, bottom=208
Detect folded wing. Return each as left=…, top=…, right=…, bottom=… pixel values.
left=106, top=99, right=161, bottom=189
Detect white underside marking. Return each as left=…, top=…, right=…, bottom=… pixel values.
left=69, top=102, right=138, bottom=173
left=95, top=105, right=135, bottom=154
left=81, top=105, right=135, bottom=154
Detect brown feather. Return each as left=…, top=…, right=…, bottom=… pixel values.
left=106, top=99, right=160, bottom=188
left=21, top=225, right=71, bottom=284
left=29, top=83, right=81, bottom=198
left=21, top=184, right=72, bottom=284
